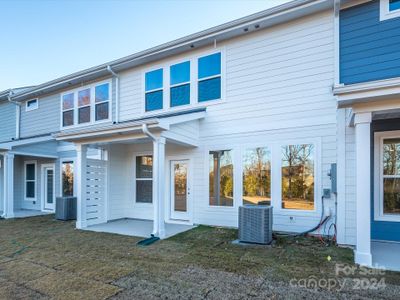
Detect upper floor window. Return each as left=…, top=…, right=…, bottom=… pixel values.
left=26, top=99, right=38, bottom=111
left=145, top=69, right=163, bottom=112
left=198, top=52, right=221, bottom=102
left=170, top=61, right=190, bottom=107
left=380, top=0, right=400, bottom=20
left=61, top=81, right=110, bottom=128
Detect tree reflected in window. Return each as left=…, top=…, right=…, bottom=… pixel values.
left=209, top=150, right=233, bottom=206
left=282, top=144, right=314, bottom=210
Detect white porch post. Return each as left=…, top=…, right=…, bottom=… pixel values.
left=2, top=153, right=15, bottom=219
left=152, top=137, right=166, bottom=238
left=76, top=144, right=87, bottom=229
left=354, top=112, right=372, bottom=266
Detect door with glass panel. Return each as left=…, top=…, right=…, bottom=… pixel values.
left=373, top=133, right=400, bottom=242
left=43, top=165, right=55, bottom=211
left=170, top=160, right=190, bottom=221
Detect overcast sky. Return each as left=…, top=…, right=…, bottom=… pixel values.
left=0, top=0, right=291, bottom=91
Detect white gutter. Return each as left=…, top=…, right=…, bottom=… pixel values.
left=142, top=123, right=158, bottom=142
left=7, top=90, right=21, bottom=140
left=107, top=65, right=120, bottom=124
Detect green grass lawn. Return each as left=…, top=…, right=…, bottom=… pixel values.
left=0, top=215, right=399, bottom=299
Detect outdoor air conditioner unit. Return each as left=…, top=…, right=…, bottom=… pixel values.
left=239, top=205, right=273, bottom=244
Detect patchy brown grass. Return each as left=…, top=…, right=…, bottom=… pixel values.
left=0, top=215, right=399, bottom=300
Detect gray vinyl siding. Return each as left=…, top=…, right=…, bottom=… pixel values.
left=0, top=101, right=16, bottom=143
left=20, top=93, right=60, bottom=138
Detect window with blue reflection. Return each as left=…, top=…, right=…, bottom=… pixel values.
left=146, top=90, right=163, bottom=111
left=145, top=69, right=163, bottom=91
left=170, top=61, right=190, bottom=107
left=95, top=83, right=109, bottom=102
left=390, top=0, right=400, bottom=11
left=171, top=84, right=190, bottom=107
left=170, top=61, right=190, bottom=85
left=145, top=69, right=163, bottom=111
left=198, top=52, right=221, bottom=102
left=199, top=77, right=221, bottom=102
left=198, top=53, right=221, bottom=79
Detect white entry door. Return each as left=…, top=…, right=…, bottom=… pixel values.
left=170, top=160, right=191, bottom=221
left=43, top=165, right=55, bottom=211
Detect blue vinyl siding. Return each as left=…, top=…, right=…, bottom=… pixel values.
left=340, top=0, right=400, bottom=84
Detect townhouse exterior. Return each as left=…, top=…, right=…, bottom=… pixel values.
left=0, top=0, right=399, bottom=271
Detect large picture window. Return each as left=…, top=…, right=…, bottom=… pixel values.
left=243, top=147, right=271, bottom=205
left=62, top=161, right=74, bottom=197
left=281, top=144, right=315, bottom=210
left=25, top=161, right=36, bottom=200
left=136, top=156, right=153, bottom=203
left=209, top=150, right=233, bottom=207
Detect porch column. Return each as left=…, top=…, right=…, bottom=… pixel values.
left=76, top=144, right=87, bottom=229
left=152, top=137, right=166, bottom=238
left=354, top=112, right=372, bottom=266
left=2, top=153, right=15, bottom=219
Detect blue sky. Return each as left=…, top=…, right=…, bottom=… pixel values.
left=0, top=0, right=290, bottom=91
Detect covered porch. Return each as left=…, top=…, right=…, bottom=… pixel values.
left=0, top=138, right=59, bottom=219
left=335, top=80, right=400, bottom=271
left=55, top=108, right=205, bottom=239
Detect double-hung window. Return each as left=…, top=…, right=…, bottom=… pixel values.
left=145, top=69, right=163, bottom=112
left=95, top=83, right=110, bottom=121
left=25, top=161, right=36, bottom=200
left=62, top=93, right=74, bottom=127
left=62, top=82, right=110, bottom=128
left=136, top=155, right=153, bottom=203
left=198, top=52, right=221, bottom=102
left=78, top=88, right=91, bottom=124
left=170, top=61, right=190, bottom=107
left=380, top=0, right=400, bottom=20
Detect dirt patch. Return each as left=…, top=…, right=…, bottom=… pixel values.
left=0, top=215, right=399, bottom=299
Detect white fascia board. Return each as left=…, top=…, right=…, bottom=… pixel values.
left=334, top=77, right=400, bottom=108
left=158, top=110, right=206, bottom=127
left=0, top=135, right=54, bottom=150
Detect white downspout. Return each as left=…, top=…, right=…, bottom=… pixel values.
left=142, top=123, right=158, bottom=236
left=8, top=91, right=21, bottom=140
left=107, top=65, right=120, bottom=124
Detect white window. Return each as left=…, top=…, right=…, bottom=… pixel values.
left=143, top=51, right=223, bottom=113
left=209, top=150, right=233, bottom=207
left=26, top=99, right=38, bottom=111
left=380, top=0, right=400, bottom=21
left=375, top=132, right=400, bottom=222
left=24, top=161, right=37, bottom=200
left=135, top=155, right=153, bottom=203
left=281, top=144, right=315, bottom=211
left=61, top=81, right=111, bottom=128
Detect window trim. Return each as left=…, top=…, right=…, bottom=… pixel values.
left=26, top=99, right=39, bottom=112
left=134, top=153, right=154, bottom=205
left=380, top=0, right=400, bottom=21
left=60, top=79, right=112, bottom=130
left=374, top=131, right=400, bottom=222
left=24, top=160, right=37, bottom=201
left=60, top=158, right=76, bottom=197
left=141, top=48, right=226, bottom=115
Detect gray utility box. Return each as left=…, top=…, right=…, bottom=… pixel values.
left=239, top=205, right=273, bottom=244
left=55, top=197, right=77, bottom=221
